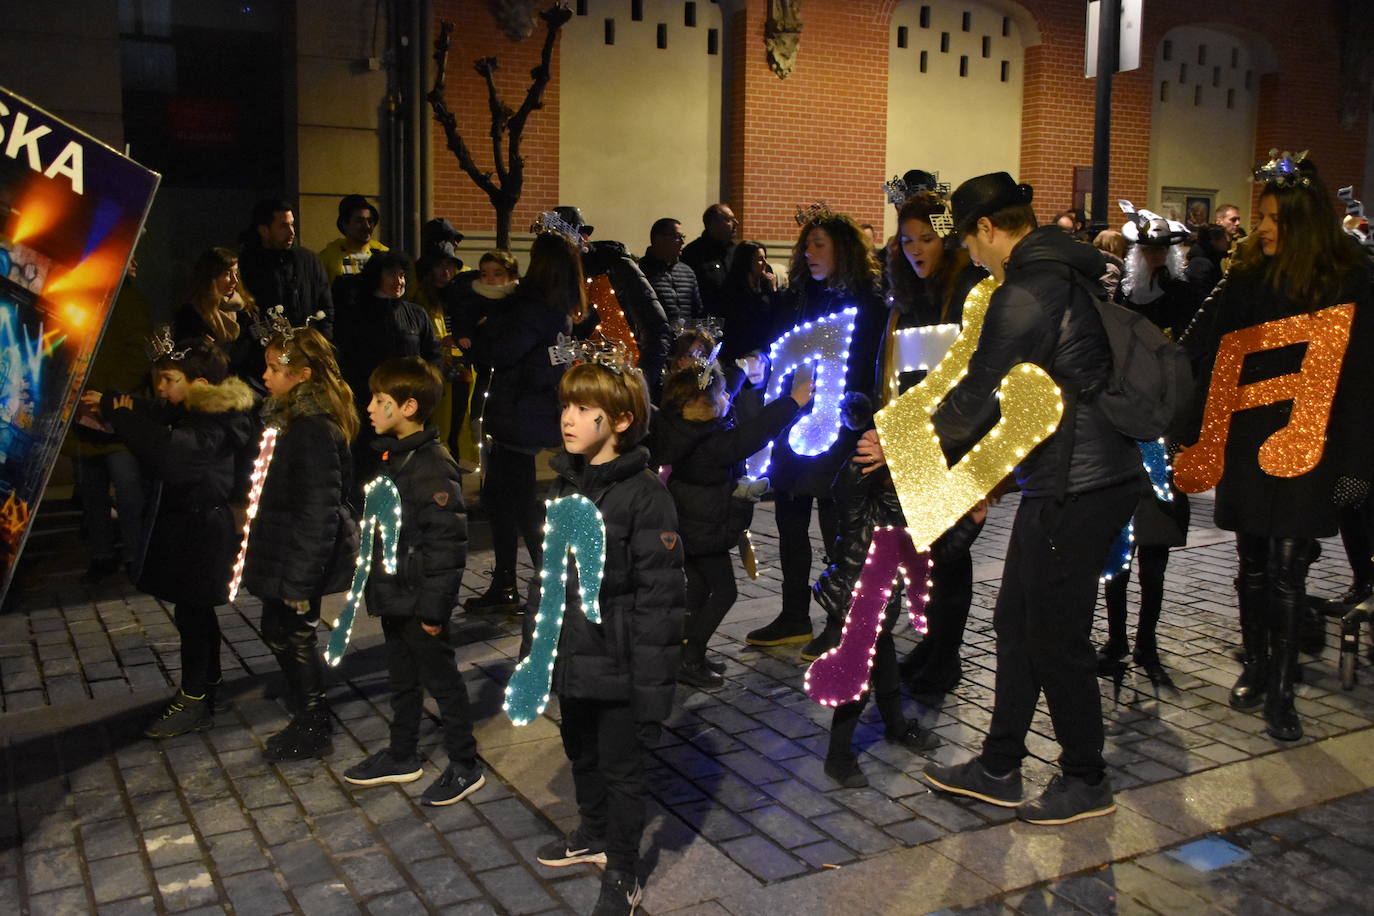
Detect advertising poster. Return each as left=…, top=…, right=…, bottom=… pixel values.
left=0, top=87, right=160, bottom=603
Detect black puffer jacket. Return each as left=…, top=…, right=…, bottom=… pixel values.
left=362, top=430, right=467, bottom=624
left=682, top=235, right=735, bottom=315
left=639, top=252, right=702, bottom=325
left=584, top=241, right=670, bottom=394
left=766, top=280, right=888, bottom=495
left=106, top=378, right=257, bottom=606
left=242, top=383, right=358, bottom=601
left=1181, top=256, right=1374, bottom=537
left=470, top=288, right=571, bottom=450
left=335, top=294, right=443, bottom=415
left=933, top=226, right=1140, bottom=499
left=547, top=447, right=685, bottom=724
left=650, top=396, right=800, bottom=555
left=238, top=243, right=334, bottom=339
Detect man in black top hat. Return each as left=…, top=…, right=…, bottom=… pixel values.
left=320, top=194, right=389, bottom=283
left=864, top=171, right=1140, bottom=825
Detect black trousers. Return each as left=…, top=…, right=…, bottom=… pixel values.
left=260, top=597, right=327, bottom=713
left=1235, top=533, right=1314, bottom=637
left=828, top=598, right=905, bottom=763
left=920, top=538, right=976, bottom=662
left=1339, top=503, right=1373, bottom=587
left=1104, top=544, right=1169, bottom=654
left=481, top=443, right=545, bottom=583
left=382, top=616, right=478, bottom=767
left=683, top=552, right=738, bottom=661
left=559, top=696, right=653, bottom=874
left=980, top=481, right=1137, bottom=781
left=775, top=491, right=837, bottom=624
left=174, top=603, right=221, bottom=697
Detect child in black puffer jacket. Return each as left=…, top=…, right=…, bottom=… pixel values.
left=533, top=361, right=683, bottom=916
left=650, top=362, right=812, bottom=689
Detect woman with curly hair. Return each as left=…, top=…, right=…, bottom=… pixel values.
left=744, top=210, right=887, bottom=650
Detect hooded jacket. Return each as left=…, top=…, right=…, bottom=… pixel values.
left=649, top=395, right=800, bottom=555
left=932, top=226, right=1140, bottom=499
left=362, top=429, right=467, bottom=624
left=546, top=447, right=684, bottom=723
left=242, top=381, right=358, bottom=601
left=105, top=377, right=257, bottom=605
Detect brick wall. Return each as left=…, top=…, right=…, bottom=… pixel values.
left=430, top=0, right=1367, bottom=240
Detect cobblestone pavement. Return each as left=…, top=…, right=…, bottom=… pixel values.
left=2, top=489, right=1374, bottom=913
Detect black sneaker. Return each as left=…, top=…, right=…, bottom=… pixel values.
left=799, top=623, right=842, bottom=662
left=1017, top=774, right=1116, bottom=825
left=536, top=827, right=608, bottom=867
left=704, top=656, right=726, bottom=674
left=924, top=758, right=1023, bottom=807
left=464, top=580, right=521, bottom=614
left=885, top=720, right=940, bottom=753
left=421, top=763, right=485, bottom=806
left=143, top=691, right=211, bottom=739
left=823, top=757, right=868, bottom=788
left=343, top=749, right=424, bottom=787
left=592, top=867, right=642, bottom=916
left=262, top=711, right=333, bottom=761
left=745, top=616, right=812, bottom=647
left=676, top=660, right=724, bottom=690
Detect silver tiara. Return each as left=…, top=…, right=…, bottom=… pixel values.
left=1253, top=149, right=1311, bottom=188
left=537, top=210, right=582, bottom=244
left=146, top=325, right=190, bottom=362
left=548, top=333, right=631, bottom=375
left=250, top=306, right=326, bottom=362
left=672, top=317, right=724, bottom=342
left=883, top=171, right=950, bottom=205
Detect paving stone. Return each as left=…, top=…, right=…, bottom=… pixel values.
left=87, top=852, right=150, bottom=903
left=475, top=863, right=556, bottom=914
left=445, top=825, right=515, bottom=871
left=883, top=817, right=945, bottom=847
left=23, top=845, right=83, bottom=894
left=336, top=849, right=409, bottom=897
left=189, top=801, right=250, bottom=838
left=718, top=833, right=807, bottom=882
left=1047, top=874, right=1119, bottom=912
left=154, top=861, right=219, bottom=911
left=476, top=796, right=547, bottom=840
left=740, top=804, right=825, bottom=848
left=270, top=837, right=338, bottom=887
left=812, top=810, right=897, bottom=856
left=313, top=809, right=378, bottom=855
left=221, top=869, right=291, bottom=915
left=407, top=856, right=481, bottom=907
left=207, top=829, right=265, bottom=877
left=364, top=889, right=428, bottom=914
left=142, top=825, right=202, bottom=869
left=294, top=880, right=362, bottom=916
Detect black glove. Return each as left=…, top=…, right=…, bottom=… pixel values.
left=1333, top=476, right=1370, bottom=509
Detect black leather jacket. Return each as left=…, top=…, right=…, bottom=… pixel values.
left=932, top=227, right=1139, bottom=499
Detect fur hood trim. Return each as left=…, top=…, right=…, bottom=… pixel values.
left=184, top=377, right=256, bottom=414
left=261, top=379, right=331, bottom=428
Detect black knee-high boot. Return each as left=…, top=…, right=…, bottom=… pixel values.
left=1231, top=569, right=1270, bottom=709
left=1264, top=539, right=1307, bottom=741
left=261, top=599, right=332, bottom=760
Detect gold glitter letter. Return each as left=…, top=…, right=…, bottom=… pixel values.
left=1174, top=303, right=1355, bottom=493
left=875, top=278, right=1064, bottom=549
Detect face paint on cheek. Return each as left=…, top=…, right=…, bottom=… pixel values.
left=383, top=403, right=394, bottom=418
left=593, top=414, right=603, bottom=430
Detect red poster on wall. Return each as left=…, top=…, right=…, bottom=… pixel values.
left=0, top=87, right=160, bottom=604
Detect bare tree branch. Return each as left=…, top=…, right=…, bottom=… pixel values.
left=427, top=21, right=501, bottom=202
left=507, top=2, right=570, bottom=181
left=474, top=57, right=511, bottom=186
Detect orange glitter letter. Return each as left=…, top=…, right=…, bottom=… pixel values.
left=1174, top=303, right=1355, bottom=494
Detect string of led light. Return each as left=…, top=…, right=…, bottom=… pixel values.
left=324, top=476, right=401, bottom=666
left=227, top=427, right=278, bottom=603
left=504, top=495, right=606, bottom=725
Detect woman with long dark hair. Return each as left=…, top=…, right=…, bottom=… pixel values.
left=744, top=211, right=886, bottom=650
left=173, top=247, right=264, bottom=392
left=1182, top=154, right=1374, bottom=741
left=465, top=233, right=588, bottom=613
left=718, top=240, right=781, bottom=362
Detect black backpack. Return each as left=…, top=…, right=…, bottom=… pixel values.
left=1072, top=273, right=1194, bottom=441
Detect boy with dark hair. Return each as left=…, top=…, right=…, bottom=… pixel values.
left=84, top=335, right=257, bottom=737
left=534, top=361, right=684, bottom=916
left=342, top=356, right=482, bottom=806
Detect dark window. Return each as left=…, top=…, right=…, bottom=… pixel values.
left=1194, top=85, right=1202, bottom=105
left=631, top=0, right=643, bottom=22
left=604, top=18, right=615, bottom=44
left=920, top=50, right=928, bottom=73
left=982, top=35, right=991, bottom=58
left=1162, top=40, right=1172, bottom=61
left=685, top=2, right=696, bottom=28
left=919, top=6, right=930, bottom=28
left=1001, top=60, right=1010, bottom=82
left=941, top=32, right=949, bottom=52
left=1197, top=44, right=1207, bottom=65
left=656, top=23, right=667, bottom=49
left=707, top=27, right=718, bottom=54
left=1231, top=46, right=1239, bottom=67
left=1180, top=63, right=1187, bottom=83
left=959, top=55, right=968, bottom=76
left=1002, top=16, right=1010, bottom=37
left=962, top=11, right=971, bottom=31
left=1160, top=81, right=1169, bottom=102
left=897, top=26, right=908, bottom=49
left=1212, top=66, right=1220, bottom=87
left=1245, top=69, right=1253, bottom=90
left=1227, top=88, right=1235, bottom=109
left=576, top=0, right=587, bottom=14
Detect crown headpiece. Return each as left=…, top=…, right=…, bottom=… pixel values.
left=548, top=333, right=632, bottom=375
left=1338, top=185, right=1366, bottom=221
left=928, top=200, right=955, bottom=238
left=692, top=342, right=724, bottom=390
left=672, top=317, right=725, bottom=342
left=883, top=171, right=950, bottom=205
left=794, top=201, right=835, bottom=226
left=1253, top=149, right=1311, bottom=188
left=250, top=305, right=327, bottom=362
left=536, top=210, right=582, bottom=244
left=146, top=325, right=190, bottom=362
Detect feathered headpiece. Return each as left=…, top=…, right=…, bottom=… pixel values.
left=250, top=306, right=327, bottom=362
left=548, top=333, right=632, bottom=375
left=145, top=325, right=190, bottom=362
left=1253, top=149, right=1311, bottom=188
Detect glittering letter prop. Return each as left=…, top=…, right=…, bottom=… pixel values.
left=1174, top=303, right=1354, bottom=494
left=586, top=275, right=640, bottom=368
left=227, top=427, right=278, bottom=602
left=325, top=477, right=401, bottom=666
left=746, top=306, right=857, bottom=477
left=875, top=278, right=1064, bottom=549
left=504, top=495, right=606, bottom=725
left=805, top=527, right=931, bottom=705
left=887, top=323, right=961, bottom=401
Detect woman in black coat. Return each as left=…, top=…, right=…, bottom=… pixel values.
left=172, top=247, right=267, bottom=395
left=464, top=232, right=587, bottom=614
left=743, top=211, right=887, bottom=650
left=717, top=240, right=783, bottom=363
left=1180, top=155, right=1374, bottom=741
